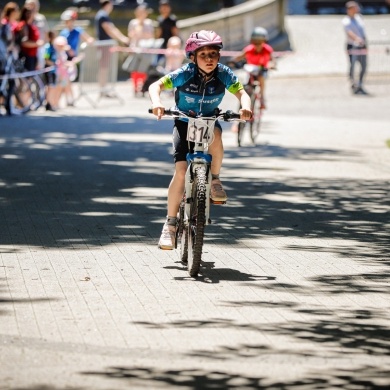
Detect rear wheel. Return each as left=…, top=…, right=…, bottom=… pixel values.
left=187, top=166, right=207, bottom=277
left=9, top=77, right=33, bottom=115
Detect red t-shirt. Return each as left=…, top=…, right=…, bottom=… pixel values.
left=15, top=21, right=40, bottom=57
left=244, top=43, right=273, bottom=67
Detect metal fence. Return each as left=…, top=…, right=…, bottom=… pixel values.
left=76, top=39, right=124, bottom=107
left=366, top=40, right=390, bottom=84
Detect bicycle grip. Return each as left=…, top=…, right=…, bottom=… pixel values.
left=224, top=110, right=241, bottom=120
left=148, top=108, right=178, bottom=116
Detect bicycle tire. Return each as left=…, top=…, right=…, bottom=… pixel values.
left=9, top=77, right=33, bottom=115
left=187, top=165, right=207, bottom=277
left=250, top=93, right=262, bottom=144
left=237, top=121, right=245, bottom=147
left=178, top=197, right=188, bottom=264
left=28, top=75, right=45, bottom=111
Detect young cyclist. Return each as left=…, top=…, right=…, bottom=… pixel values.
left=149, top=30, right=252, bottom=250
left=231, top=26, right=274, bottom=109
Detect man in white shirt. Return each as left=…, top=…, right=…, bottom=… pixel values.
left=342, top=1, right=368, bottom=94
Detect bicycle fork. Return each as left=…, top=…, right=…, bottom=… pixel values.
left=184, top=155, right=212, bottom=227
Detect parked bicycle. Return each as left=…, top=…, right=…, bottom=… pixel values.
left=149, top=108, right=244, bottom=277
left=0, top=53, right=45, bottom=115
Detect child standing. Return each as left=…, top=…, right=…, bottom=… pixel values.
left=52, top=35, right=73, bottom=108
left=43, top=30, right=57, bottom=111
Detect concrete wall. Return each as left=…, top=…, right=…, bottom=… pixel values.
left=177, top=0, right=289, bottom=51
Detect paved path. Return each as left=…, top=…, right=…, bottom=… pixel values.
left=1, top=16, right=390, bottom=390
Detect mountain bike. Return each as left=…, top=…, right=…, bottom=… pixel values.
left=236, top=64, right=263, bottom=147
left=149, top=108, right=244, bottom=277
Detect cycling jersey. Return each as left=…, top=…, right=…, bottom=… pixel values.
left=244, top=43, right=273, bottom=68
left=159, top=62, right=243, bottom=117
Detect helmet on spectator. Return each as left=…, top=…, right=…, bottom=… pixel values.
left=53, top=36, right=70, bottom=50
left=251, top=27, right=268, bottom=41
left=61, top=9, right=78, bottom=21
left=185, top=30, right=223, bottom=59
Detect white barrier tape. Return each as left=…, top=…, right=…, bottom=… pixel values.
left=0, top=66, right=55, bottom=80
left=111, top=46, right=291, bottom=58
left=348, top=49, right=368, bottom=55
left=347, top=47, right=390, bottom=55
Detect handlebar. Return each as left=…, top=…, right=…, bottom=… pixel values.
left=148, top=108, right=241, bottom=121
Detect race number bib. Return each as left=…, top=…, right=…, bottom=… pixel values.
left=187, top=118, right=215, bottom=143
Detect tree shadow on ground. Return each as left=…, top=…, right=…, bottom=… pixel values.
left=0, top=114, right=388, bottom=271
left=78, top=364, right=390, bottom=389
left=0, top=277, right=58, bottom=317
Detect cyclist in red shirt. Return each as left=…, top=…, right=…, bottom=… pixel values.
left=231, top=27, right=274, bottom=109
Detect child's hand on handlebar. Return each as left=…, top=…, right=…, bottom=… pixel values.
left=151, top=105, right=165, bottom=120
left=239, top=108, right=252, bottom=121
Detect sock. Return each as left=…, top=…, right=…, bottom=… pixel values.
left=166, top=216, right=177, bottom=227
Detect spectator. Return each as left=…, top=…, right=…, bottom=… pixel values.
left=95, top=0, right=129, bottom=97
left=14, top=6, right=44, bottom=71
left=1, top=3, right=19, bottom=115
left=127, top=3, right=154, bottom=47
left=60, top=8, right=94, bottom=106
left=52, top=35, right=74, bottom=109
left=24, top=0, right=48, bottom=70
left=1, top=2, right=19, bottom=55
left=60, top=8, right=94, bottom=59
left=155, top=0, right=179, bottom=64
left=160, top=35, right=184, bottom=73
left=343, top=1, right=368, bottom=95
left=43, top=30, right=57, bottom=111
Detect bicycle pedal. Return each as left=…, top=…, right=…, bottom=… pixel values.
left=210, top=199, right=226, bottom=205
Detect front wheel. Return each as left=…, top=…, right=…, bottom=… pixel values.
left=187, top=166, right=207, bottom=277
left=250, top=93, right=262, bottom=144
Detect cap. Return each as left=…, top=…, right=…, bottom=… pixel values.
left=61, top=9, right=77, bottom=21
left=159, top=0, right=170, bottom=5
left=345, top=1, right=359, bottom=8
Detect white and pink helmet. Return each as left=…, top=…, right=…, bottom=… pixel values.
left=185, top=30, right=223, bottom=59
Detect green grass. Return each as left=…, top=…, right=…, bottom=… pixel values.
left=386, top=140, right=390, bottom=148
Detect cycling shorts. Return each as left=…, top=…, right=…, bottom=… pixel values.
left=172, top=119, right=222, bottom=163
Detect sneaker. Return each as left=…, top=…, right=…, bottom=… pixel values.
left=158, top=224, right=176, bottom=250
left=355, top=87, right=369, bottom=95
left=210, top=179, right=227, bottom=202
